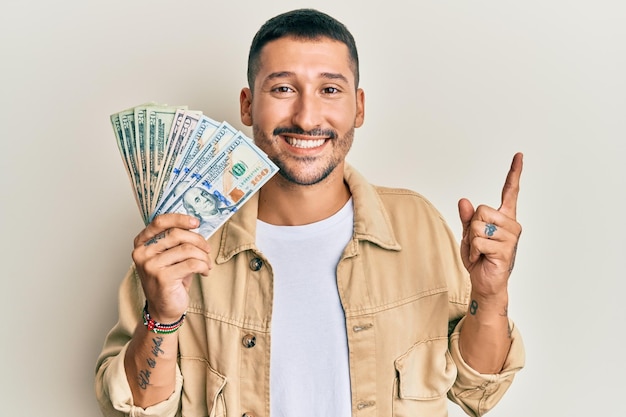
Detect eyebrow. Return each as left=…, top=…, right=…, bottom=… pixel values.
left=265, top=71, right=350, bottom=84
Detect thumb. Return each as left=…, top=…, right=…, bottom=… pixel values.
left=458, top=198, right=475, bottom=240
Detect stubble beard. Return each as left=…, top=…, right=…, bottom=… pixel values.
left=253, top=125, right=355, bottom=186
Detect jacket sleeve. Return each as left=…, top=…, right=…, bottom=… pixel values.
left=447, top=317, right=525, bottom=416
left=94, top=265, right=184, bottom=417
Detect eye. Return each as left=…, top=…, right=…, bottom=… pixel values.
left=322, top=86, right=340, bottom=94
left=271, top=86, right=294, bottom=94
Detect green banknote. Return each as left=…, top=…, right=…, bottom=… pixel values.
left=110, top=103, right=278, bottom=236
left=153, top=132, right=279, bottom=238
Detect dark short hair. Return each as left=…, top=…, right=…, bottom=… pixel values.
left=247, top=8, right=360, bottom=90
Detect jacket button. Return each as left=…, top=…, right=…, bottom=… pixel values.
left=249, top=257, right=263, bottom=271
left=242, top=334, right=256, bottom=348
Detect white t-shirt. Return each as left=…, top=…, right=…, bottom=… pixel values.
left=256, top=199, right=354, bottom=417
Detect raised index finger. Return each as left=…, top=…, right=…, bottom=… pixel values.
left=498, top=152, right=523, bottom=219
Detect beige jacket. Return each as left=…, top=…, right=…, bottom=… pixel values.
left=95, top=165, right=524, bottom=417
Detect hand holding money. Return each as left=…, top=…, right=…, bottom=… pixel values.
left=130, top=213, right=211, bottom=322
left=110, top=103, right=279, bottom=239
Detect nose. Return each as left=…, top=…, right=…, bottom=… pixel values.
left=291, top=90, right=322, bottom=132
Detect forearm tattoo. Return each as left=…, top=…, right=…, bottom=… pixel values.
left=144, top=231, right=167, bottom=247
left=501, top=306, right=513, bottom=338
left=470, top=301, right=513, bottom=338
left=137, top=336, right=165, bottom=389
left=470, top=299, right=478, bottom=315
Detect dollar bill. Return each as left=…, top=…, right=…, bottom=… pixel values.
left=153, top=110, right=203, bottom=208
left=134, top=106, right=150, bottom=218
left=167, top=114, right=221, bottom=188
left=158, top=120, right=237, bottom=208
left=111, top=103, right=278, bottom=234
left=118, top=108, right=148, bottom=221
left=152, top=131, right=278, bottom=238
left=145, top=105, right=187, bottom=214
left=111, top=112, right=143, bottom=217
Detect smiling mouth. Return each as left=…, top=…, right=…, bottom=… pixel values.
left=284, top=137, right=326, bottom=149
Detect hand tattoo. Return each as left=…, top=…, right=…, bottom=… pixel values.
left=144, top=231, right=167, bottom=247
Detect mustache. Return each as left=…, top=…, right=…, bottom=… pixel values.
left=273, top=126, right=337, bottom=139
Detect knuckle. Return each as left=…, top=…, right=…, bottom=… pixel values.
left=131, top=247, right=143, bottom=264
left=180, top=242, right=201, bottom=257
left=475, top=204, right=491, bottom=214
left=187, top=258, right=203, bottom=269
left=196, top=236, right=211, bottom=250
left=165, top=227, right=180, bottom=240
left=188, top=258, right=209, bottom=274
left=142, top=257, right=157, bottom=273
left=152, top=215, right=168, bottom=229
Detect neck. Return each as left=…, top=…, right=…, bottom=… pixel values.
left=257, top=165, right=351, bottom=226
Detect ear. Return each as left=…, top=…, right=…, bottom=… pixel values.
left=354, top=88, right=365, bottom=128
left=240, top=88, right=253, bottom=127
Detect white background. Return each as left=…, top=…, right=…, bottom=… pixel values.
left=1, top=1, right=624, bottom=416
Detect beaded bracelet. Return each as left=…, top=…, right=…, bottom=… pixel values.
left=142, top=301, right=186, bottom=334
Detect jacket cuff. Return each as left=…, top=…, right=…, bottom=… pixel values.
left=448, top=316, right=525, bottom=416
left=102, top=343, right=184, bottom=417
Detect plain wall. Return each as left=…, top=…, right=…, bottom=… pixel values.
left=1, top=1, right=624, bottom=416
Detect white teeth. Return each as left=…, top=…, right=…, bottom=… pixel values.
left=285, top=137, right=326, bottom=149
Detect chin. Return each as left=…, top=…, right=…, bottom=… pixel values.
left=277, top=161, right=339, bottom=186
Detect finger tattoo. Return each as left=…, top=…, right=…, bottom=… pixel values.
left=145, top=231, right=168, bottom=247
left=485, top=223, right=497, bottom=238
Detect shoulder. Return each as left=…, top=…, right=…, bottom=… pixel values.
left=345, top=164, right=443, bottom=219
left=345, top=164, right=453, bottom=234
left=373, top=185, right=447, bottom=222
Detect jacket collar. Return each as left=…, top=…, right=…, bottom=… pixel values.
left=215, top=164, right=401, bottom=264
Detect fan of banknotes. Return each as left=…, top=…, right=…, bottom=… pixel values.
left=110, top=102, right=279, bottom=238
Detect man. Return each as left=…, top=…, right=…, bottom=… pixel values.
left=96, top=8, right=524, bottom=417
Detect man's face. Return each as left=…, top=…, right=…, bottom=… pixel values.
left=240, top=36, right=365, bottom=186
left=184, top=188, right=217, bottom=218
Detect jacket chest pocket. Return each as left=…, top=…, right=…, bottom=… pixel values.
left=392, top=337, right=457, bottom=416
left=180, top=357, right=227, bottom=417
